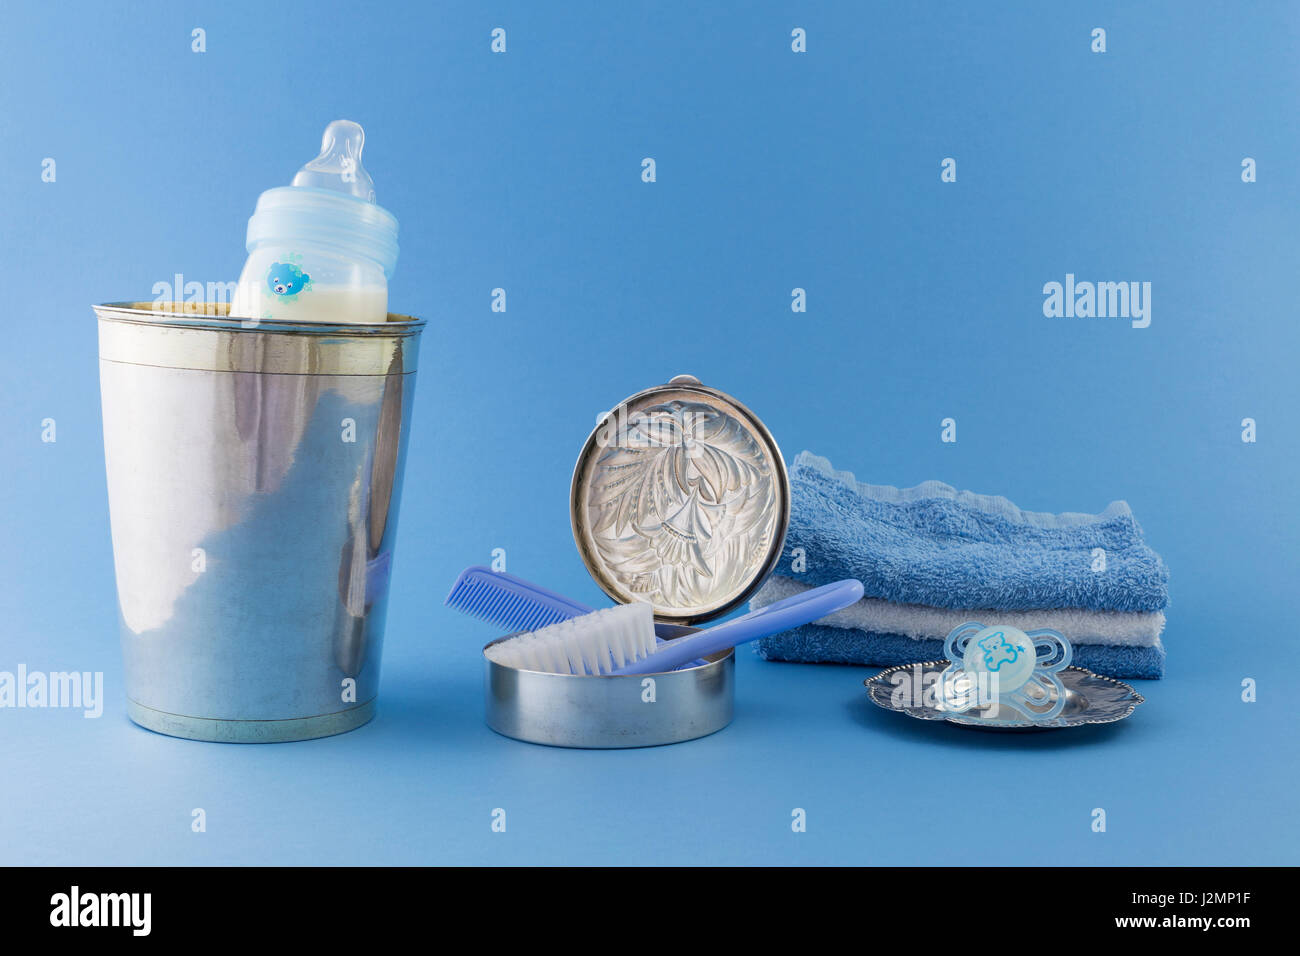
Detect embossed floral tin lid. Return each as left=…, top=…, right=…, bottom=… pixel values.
left=570, top=375, right=791, bottom=625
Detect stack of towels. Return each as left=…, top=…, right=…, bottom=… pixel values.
left=752, top=453, right=1169, bottom=679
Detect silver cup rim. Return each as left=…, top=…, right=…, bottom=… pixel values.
left=94, top=301, right=426, bottom=337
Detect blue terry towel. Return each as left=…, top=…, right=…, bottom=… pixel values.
left=780, top=453, right=1169, bottom=613
left=756, top=623, right=1166, bottom=680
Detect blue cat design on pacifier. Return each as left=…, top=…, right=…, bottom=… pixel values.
left=938, top=622, right=1073, bottom=723
left=267, top=261, right=310, bottom=300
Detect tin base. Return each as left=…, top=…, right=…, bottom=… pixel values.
left=484, top=640, right=735, bottom=749
left=126, top=698, right=376, bottom=743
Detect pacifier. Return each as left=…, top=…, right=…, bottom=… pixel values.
left=939, top=622, right=1073, bottom=722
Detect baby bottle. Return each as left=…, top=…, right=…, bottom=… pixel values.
left=231, top=120, right=398, bottom=324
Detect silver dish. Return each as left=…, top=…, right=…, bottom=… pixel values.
left=570, top=374, right=790, bottom=626
left=864, top=661, right=1144, bottom=731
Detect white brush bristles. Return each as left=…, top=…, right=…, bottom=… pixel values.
left=484, top=602, right=657, bottom=675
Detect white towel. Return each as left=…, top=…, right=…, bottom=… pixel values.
left=751, top=575, right=1165, bottom=647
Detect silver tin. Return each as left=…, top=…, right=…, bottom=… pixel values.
left=485, top=375, right=785, bottom=748
left=485, top=625, right=734, bottom=748
left=570, top=374, right=790, bottom=625
left=96, top=302, right=425, bottom=742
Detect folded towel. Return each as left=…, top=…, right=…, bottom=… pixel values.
left=752, top=575, right=1165, bottom=647
left=756, top=623, right=1166, bottom=680
left=781, top=452, right=1170, bottom=612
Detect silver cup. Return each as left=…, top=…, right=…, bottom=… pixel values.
left=94, top=302, right=426, bottom=742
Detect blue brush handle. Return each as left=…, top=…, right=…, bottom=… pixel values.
left=611, top=579, right=865, bottom=675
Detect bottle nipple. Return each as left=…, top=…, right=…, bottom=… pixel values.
left=290, top=120, right=376, bottom=202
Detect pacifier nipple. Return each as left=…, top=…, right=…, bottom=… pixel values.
left=291, top=119, right=376, bottom=202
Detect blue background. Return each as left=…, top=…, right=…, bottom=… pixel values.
left=2, top=0, right=1297, bottom=865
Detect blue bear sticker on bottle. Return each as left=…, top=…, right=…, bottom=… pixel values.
left=266, top=261, right=310, bottom=301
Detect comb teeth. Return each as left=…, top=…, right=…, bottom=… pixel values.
left=445, top=567, right=593, bottom=633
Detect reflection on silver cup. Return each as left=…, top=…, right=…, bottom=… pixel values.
left=94, top=302, right=426, bottom=742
